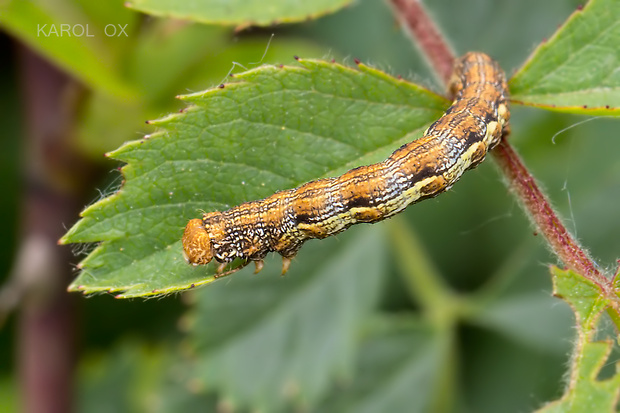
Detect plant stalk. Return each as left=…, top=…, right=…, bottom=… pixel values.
left=387, top=0, right=455, bottom=84
left=14, top=44, right=92, bottom=413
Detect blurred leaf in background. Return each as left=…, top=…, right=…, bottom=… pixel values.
left=126, top=0, right=354, bottom=28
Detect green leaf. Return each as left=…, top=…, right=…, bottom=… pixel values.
left=536, top=340, right=620, bottom=412
left=0, top=0, right=137, bottom=99
left=77, top=340, right=221, bottom=413
left=509, top=0, right=620, bottom=115
left=536, top=267, right=620, bottom=412
left=187, top=227, right=385, bottom=411
left=0, top=376, right=18, bottom=413
left=317, top=318, right=449, bottom=413
left=126, top=0, right=352, bottom=28
left=76, top=25, right=327, bottom=156
left=78, top=341, right=160, bottom=412
left=474, top=292, right=573, bottom=354
left=60, top=58, right=448, bottom=297
left=551, top=267, right=609, bottom=336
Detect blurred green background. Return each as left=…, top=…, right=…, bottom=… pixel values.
left=2, top=0, right=619, bottom=412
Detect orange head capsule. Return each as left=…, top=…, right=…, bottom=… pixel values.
left=182, top=219, right=213, bottom=265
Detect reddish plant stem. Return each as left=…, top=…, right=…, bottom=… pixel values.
left=492, top=140, right=606, bottom=286
left=15, top=45, right=91, bottom=413
left=387, top=0, right=455, bottom=84
left=388, top=0, right=607, bottom=288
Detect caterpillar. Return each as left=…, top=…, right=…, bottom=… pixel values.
left=182, top=52, right=510, bottom=276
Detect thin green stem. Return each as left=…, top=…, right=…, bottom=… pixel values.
left=387, top=219, right=460, bottom=324
left=427, top=327, right=458, bottom=413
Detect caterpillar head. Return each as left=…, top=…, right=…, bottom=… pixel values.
left=182, top=219, right=213, bottom=265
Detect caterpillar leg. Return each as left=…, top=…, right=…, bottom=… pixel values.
left=281, top=257, right=292, bottom=275
left=212, top=260, right=251, bottom=279
left=254, top=260, right=264, bottom=274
